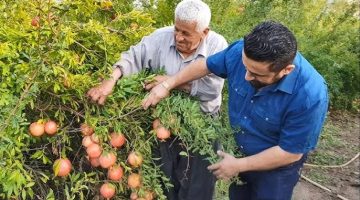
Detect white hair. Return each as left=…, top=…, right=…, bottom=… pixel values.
left=175, top=0, right=211, bottom=32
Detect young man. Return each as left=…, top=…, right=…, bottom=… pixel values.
left=87, top=0, right=227, bottom=199
left=142, top=21, right=329, bottom=200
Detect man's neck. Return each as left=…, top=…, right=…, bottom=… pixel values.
left=179, top=51, right=193, bottom=59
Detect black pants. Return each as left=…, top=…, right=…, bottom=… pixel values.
left=153, top=136, right=216, bottom=200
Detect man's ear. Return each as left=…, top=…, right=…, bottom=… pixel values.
left=282, top=64, right=295, bottom=75
left=202, top=28, right=209, bottom=37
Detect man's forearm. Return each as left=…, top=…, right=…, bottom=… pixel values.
left=166, top=59, right=210, bottom=91
left=176, top=83, right=192, bottom=93
left=239, top=146, right=303, bottom=172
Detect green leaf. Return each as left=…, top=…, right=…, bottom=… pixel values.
left=179, top=151, right=188, bottom=157
left=46, top=188, right=55, bottom=200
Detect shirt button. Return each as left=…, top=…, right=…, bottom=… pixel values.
left=251, top=100, right=254, bottom=103
left=244, top=116, right=247, bottom=119
left=240, top=146, right=243, bottom=149
left=265, top=117, right=269, bottom=121
left=241, top=131, right=244, bottom=134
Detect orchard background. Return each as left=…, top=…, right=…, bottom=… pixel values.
left=0, top=0, right=359, bottom=200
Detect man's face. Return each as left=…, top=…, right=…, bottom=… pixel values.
left=174, top=19, right=208, bottom=55
left=242, top=51, right=293, bottom=89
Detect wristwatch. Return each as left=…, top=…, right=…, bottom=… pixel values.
left=160, top=81, right=170, bottom=91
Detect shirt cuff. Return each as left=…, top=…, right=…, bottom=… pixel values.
left=190, top=80, right=198, bottom=96
left=113, top=64, right=124, bottom=78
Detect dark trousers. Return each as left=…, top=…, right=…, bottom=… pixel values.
left=229, top=155, right=307, bottom=200
left=153, top=136, right=216, bottom=200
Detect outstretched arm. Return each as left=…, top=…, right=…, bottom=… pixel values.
left=142, top=59, right=210, bottom=109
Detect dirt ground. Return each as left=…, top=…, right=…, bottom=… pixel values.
left=293, top=110, right=360, bottom=200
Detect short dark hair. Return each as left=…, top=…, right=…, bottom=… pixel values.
left=244, top=21, right=297, bottom=72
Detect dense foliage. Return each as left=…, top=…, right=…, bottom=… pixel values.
left=0, top=0, right=238, bottom=199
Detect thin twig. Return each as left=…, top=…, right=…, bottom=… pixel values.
left=106, top=27, right=126, bottom=36
left=23, top=163, right=48, bottom=198
left=115, top=107, right=143, bottom=119
left=301, top=175, right=350, bottom=200
left=304, top=153, right=359, bottom=168
left=74, top=40, right=93, bottom=52
left=59, top=105, right=85, bottom=119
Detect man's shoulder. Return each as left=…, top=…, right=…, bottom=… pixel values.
left=206, top=30, right=228, bottom=45
left=151, top=26, right=174, bottom=37
left=141, top=26, right=174, bottom=46
left=294, top=53, right=328, bottom=104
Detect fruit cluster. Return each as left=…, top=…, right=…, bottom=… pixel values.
left=28, top=118, right=172, bottom=199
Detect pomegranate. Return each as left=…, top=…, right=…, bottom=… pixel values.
left=107, top=165, right=123, bottom=181
left=90, top=157, right=100, bottom=167
left=82, top=136, right=94, bottom=148
left=53, top=158, right=72, bottom=177
left=86, top=143, right=102, bottom=158
left=29, top=121, right=45, bottom=137
left=100, top=183, right=116, bottom=199
left=44, top=120, right=57, bottom=135
left=155, top=126, right=171, bottom=141
left=99, top=152, right=116, bottom=168
left=127, top=173, right=141, bottom=189
left=109, top=132, right=126, bottom=148
left=31, top=16, right=40, bottom=27
left=90, top=133, right=100, bottom=143
left=127, top=151, right=143, bottom=168
left=80, top=123, right=94, bottom=136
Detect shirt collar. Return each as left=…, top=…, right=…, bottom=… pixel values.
left=273, top=53, right=301, bottom=94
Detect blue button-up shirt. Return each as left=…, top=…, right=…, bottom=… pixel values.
left=207, top=40, right=329, bottom=155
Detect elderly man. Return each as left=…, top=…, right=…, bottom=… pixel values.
left=87, top=0, right=227, bottom=199
left=142, top=21, right=329, bottom=200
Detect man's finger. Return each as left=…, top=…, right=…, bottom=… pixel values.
left=217, top=150, right=226, bottom=158
left=144, top=83, right=155, bottom=91
left=207, top=163, right=220, bottom=171
left=142, top=96, right=151, bottom=110
left=92, top=91, right=102, bottom=103
left=212, top=169, right=222, bottom=177
left=87, top=88, right=96, bottom=98
left=98, top=95, right=107, bottom=105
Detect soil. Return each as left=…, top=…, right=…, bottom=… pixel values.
left=293, top=110, right=360, bottom=200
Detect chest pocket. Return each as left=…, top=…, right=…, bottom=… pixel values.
left=250, top=106, right=282, bottom=136
left=229, top=82, right=247, bottom=113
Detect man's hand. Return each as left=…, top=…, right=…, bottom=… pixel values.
left=207, top=151, right=245, bottom=181
left=142, top=83, right=170, bottom=110
left=86, top=79, right=117, bottom=105
left=144, top=75, right=169, bottom=91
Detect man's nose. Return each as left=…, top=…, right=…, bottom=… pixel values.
left=175, top=34, right=184, bottom=41
left=245, top=71, right=255, bottom=81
